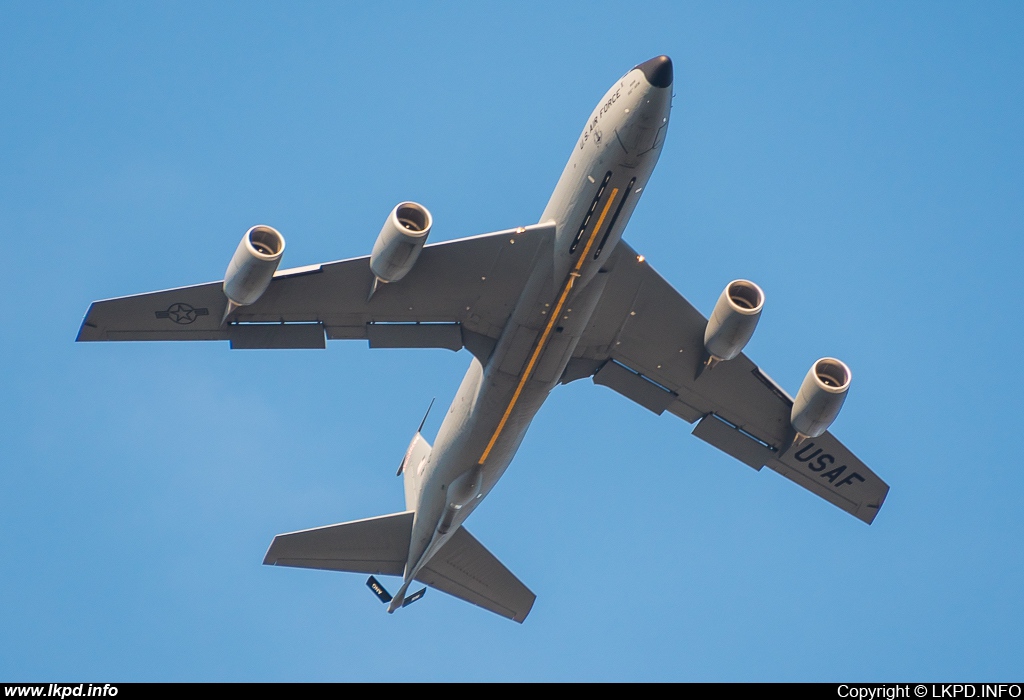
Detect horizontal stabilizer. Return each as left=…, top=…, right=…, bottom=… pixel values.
left=263, top=511, right=414, bottom=576
left=416, top=526, right=535, bottom=623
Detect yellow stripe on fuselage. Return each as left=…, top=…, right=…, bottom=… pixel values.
left=477, top=187, right=620, bottom=465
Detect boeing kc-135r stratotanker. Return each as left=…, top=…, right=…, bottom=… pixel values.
left=78, top=56, right=888, bottom=622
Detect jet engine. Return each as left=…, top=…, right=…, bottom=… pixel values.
left=223, top=225, right=286, bottom=307
left=704, top=280, right=764, bottom=364
left=370, top=202, right=432, bottom=284
left=790, top=358, right=851, bottom=439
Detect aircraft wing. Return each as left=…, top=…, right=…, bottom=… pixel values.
left=571, top=240, right=888, bottom=524
left=77, top=223, right=553, bottom=351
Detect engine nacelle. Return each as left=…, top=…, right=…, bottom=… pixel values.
left=704, top=280, right=764, bottom=363
left=223, top=225, right=286, bottom=307
left=790, top=358, right=852, bottom=438
left=369, top=202, right=432, bottom=284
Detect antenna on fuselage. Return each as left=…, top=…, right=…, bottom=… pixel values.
left=417, top=397, right=436, bottom=434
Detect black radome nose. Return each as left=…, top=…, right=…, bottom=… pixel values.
left=635, top=55, right=673, bottom=88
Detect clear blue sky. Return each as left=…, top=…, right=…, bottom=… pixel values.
left=2, top=1, right=1022, bottom=681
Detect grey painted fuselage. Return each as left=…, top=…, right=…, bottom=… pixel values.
left=390, top=60, right=673, bottom=610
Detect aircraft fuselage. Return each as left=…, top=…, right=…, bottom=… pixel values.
left=391, top=58, right=674, bottom=609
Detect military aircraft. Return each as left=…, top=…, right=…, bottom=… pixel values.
left=77, top=56, right=888, bottom=623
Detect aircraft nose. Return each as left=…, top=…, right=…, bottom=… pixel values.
left=635, top=55, right=673, bottom=88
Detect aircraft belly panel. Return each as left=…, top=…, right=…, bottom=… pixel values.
left=496, top=325, right=539, bottom=376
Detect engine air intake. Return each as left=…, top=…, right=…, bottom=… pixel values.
left=704, top=279, right=765, bottom=363
left=223, top=225, right=286, bottom=309
left=247, top=226, right=284, bottom=257
left=728, top=280, right=762, bottom=310
left=370, top=201, right=434, bottom=284
left=396, top=204, right=430, bottom=233
left=790, top=357, right=852, bottom=439
left=815, top=358, right=850, bottom=389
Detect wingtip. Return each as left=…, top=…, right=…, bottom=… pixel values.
left=76, top=304, right=100, bottom=341
left=262, top=536, right=280, bottom=566
left=76, top=321, right=100, bottom=342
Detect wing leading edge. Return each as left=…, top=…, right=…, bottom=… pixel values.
left=571, top=240, right=888, bottom=524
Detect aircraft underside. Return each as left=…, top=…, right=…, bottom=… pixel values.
left=77, top=55, right=887, bottom=623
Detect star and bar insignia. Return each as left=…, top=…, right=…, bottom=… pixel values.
left=155, top=302, right=209, bottom=325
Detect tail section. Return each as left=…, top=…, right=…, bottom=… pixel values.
left=264, top=408, right=532, bottom=623
left=264, top=511, right=535, bottom=622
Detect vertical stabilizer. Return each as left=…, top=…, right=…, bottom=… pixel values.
left=401, top=432, right=432, bottom=511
